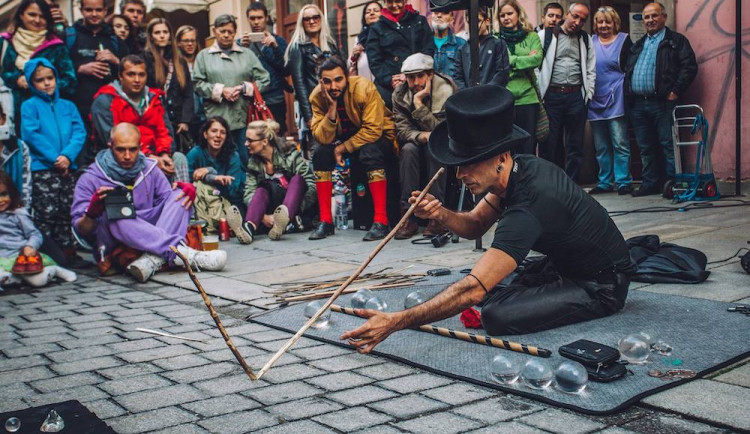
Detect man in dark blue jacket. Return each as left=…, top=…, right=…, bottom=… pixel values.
left=625, top=2, right=697, bottom=197
left=239, top=2, right=289, bottom=135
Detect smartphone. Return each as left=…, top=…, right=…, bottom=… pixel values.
left=247, top=32, right=265, bottom=43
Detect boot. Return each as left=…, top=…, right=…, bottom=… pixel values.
left=423, top=219, right=447, bottom=238
left=395, top=218, right=419, bottom=240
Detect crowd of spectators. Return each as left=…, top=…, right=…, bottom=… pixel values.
left=0, top=0, right=698, bottom=286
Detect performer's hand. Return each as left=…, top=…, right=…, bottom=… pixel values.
left=340, top=309, right=401, bottom=354
left=408, top=191, right=442, bottom=220
left=85, top=186, right=113, bottom=219
left=173, top=182, right=196, bottom=209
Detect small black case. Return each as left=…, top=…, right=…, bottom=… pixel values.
left=585, top=362, right=628, bottom=382
left=104, top=188, right=137, bottom=221
left=558, top=339, right=620, bottom=367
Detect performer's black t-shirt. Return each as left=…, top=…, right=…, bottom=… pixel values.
left=491, top=155, right=636, bottom=278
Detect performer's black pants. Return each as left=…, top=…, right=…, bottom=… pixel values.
left=480, top=257, right=630, bottom=335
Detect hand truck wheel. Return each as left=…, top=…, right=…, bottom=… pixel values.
left=662, top=179, right=675, bottom=199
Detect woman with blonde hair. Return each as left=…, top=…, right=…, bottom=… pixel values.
left=588, top=6, right=633, bottom=195
left=242, top=119, right=316, bottom=243
left=496, top=0, right=542, bottom=154
left=144, top=18, right=194, bottom=138
left=285, top=4, right=339, bottom=141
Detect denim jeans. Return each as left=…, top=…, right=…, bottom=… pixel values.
left=590, top=117, right=633, bottom=189
left=629, top=98, right=677, bottom=190
left=540, top=91, right=587, bottom=182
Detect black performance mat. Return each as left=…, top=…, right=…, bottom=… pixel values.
left=252, top=271, right=750, bottom=414
left=0, top=400, right=116, bottom=433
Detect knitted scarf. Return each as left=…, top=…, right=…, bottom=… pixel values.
left=95, top=149, right=147, bottom=185
left=499, top=27, right=527, bottom=55
left=12, top=28, right=47, bottom=70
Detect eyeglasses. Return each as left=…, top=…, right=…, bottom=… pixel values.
left=246, top=138, right=265, bottom=144
left=302, top=14, right=321, bottom=23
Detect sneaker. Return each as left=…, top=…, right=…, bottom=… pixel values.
left=240, top=221, right=255, bottom=244
left=225, top=205, right=252, bottom=244
left=175, top=244, right=227, bottom=271
left=269, top=205, right=290, bottom=241
left=127, top=253, right=166, bottom=283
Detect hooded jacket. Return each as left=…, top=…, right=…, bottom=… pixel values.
left=20, top=58, right=86, bottom=172
left=90, top=82, right=174, bottom=156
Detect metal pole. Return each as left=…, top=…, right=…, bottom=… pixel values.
left=468, top=0, right=480, bottom=86
left=735, top=0, right=742, bottom=196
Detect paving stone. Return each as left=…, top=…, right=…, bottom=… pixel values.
left=30, top=372, right=103, bottom=393
left=180, top=394, right=261, bottom=417
left=115, top=384, right=206, bottom=413
left=641, top=380, right=750, bottom=431
left=304, top=371, right=374, bottom=391
left=267, top=396, right=343, bottom=421
left=115, top=319, right=176, bottom=332
left=291, top=343, right=352, bottom=361
left=85, top=399, right=128, bottom=419
left=69, top=327, right=120, bottom=338
left=204, top=322, right=267, bottom=338
left=621, top=413, right=725, bottom=434
left=117, top=343, right=197, bottom=363
left=595, top=428, right=639, bottom=434
left=106, top=338, right=166, bottom=354
left=2, top=382, right=38, bottom=401
left=326, top=385, right=398, bottom=406
left=46, top=345, right=115, bottom=363
left=377, top=372, right=452, bottom=394
left=467, top=422, right=550, bottom=434
left=182, top=334, right=243, bottom=352
left=51, top=356, right=122, bottom=375
left=368, top=394, right=448, bottom=418
left=244, top=381, right=325, bottom=405
left=3, top=343, right=62, bottom=358
left=162, top=361, right=240, bottom=383
left=193, top=374, right=268, bottom=396
left=150, top=424, right=211, bottom=434
left=254, top=420, right=335, bottom=434
left=106, top=406, right=199, bottom=434
left=420, top=383, right=497, bottom=405
left=314, top=406, right=394, bottom=432
left=62, top=312, right=111, bottom=324
left=16, top=326, right=71, bottom=338
left=0, top=365, right=55, bottom=387
left=354, top=426, right=404, bottom=434
left=713, top=361, right=750, bottom=388
left=394, top=412, right=483, bottom=434
left=99, top=373, right=173, bottom=395
left=243, top=329, right=293, bottom=343
left=67, top=319, right=119, bottom=331
left=452, top=396, right=542, bottom=424
left=309, top=353, right=384, bottom=372
left=162, top=323, right=214, bottom=335
left=198, top=409, right=281, bottom=433
left=518, top=409, right=607, bottom=434
left=22, top=310, right=79, bottom=322
left=12, top=319, right=66, bottom=330
left=24, top=385, right=109, bottom=406
left=152, top=354, right=212, bottom=371
left=74, top=305, right=124, bottom=315
left=56, top=334, right=123, bottom=350
left=113, top=313, right=167, bottom=324
left=354, top=362, right=416, bottom=380
left=97, top=363, right=162, bottom=380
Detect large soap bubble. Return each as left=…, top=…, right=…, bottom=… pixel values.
left=521, top=359, right=553, bottom=389
left=350, top=289, right=375, bottom=309
left=303, top=300, right=331, bottom=329
left=4, top=417, right=20, bottom=433
left=554, top=360, right=589, bottom=394
left=364, top=296, right=388, bottom=311
left=490, top=354, right=521, bottom=385
left=404, top=290, right=427, bottom=309
left=618, top=334, right=650, bottom=364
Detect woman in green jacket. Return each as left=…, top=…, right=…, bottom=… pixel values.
left=243, top=119, right=316, bottom=243
left=497, top=0, right=543, bottom=154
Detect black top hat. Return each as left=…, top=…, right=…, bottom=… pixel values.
left=428, top=85, right=530, bottom=166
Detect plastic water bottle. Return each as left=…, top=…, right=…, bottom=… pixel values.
left=334, top=182, right=348, bottom=230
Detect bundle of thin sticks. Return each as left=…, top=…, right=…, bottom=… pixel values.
left=266, top=266, right=426, bottom=305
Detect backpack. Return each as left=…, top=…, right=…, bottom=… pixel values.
left=65, top=26, right=120, bottom=56
left=542, top=27, right=589, bottom=55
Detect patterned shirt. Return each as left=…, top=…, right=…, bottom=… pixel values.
left=630, top=28, right=666, bottom=95
left=336, top=97, right=357, bottom=143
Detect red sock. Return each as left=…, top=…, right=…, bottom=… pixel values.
left=369, top=178, right=388, bottom=225
left=315, top=174, right=333, bottom=224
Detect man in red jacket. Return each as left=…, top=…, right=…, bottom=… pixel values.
left=90, top=55, right=178, bottom=178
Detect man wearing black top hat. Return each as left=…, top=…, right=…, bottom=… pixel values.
left=341, top=85, right=636, bottom=352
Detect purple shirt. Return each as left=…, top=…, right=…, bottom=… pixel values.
left=589, top=33, right=628, bottom=121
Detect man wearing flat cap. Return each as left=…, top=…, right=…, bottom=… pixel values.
left=341, top=85, right=636, bottom=351
left=392, top=53, right=457, bottom=240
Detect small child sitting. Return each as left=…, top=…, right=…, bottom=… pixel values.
left=0, top=172, right=76, bottom=290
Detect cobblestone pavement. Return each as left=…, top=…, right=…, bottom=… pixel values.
left=1, top=193, right=748, bottom=433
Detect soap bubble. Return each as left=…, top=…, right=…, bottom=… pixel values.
left=303, top=300, right=331, bottom=329
left=40, top=409, right=64, bottom=433
left=651, top=339, right=673, bottom=356
left=490, top=354, right=521, bottom=384
left=521, top=359, right=553, bottom=389
left=404, top=290, right=427, bottom=309
left=4, top=417, right=20, bottom=433
left=618, top=334, right=650, bottom=364
left=350, top=289, right=375, bottom=309
left=364, top=296, right=387, bottom=311
left=636, top=331, right=657, bottom=346
left=554, top=360, right=589, bottom=394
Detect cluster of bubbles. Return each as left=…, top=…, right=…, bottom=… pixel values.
left=350, top=289, right=388, bottom=311
left=490, top=355, right=588, bottom=394
left=618, top=331, right=673, bottom=364
left=5, top=409, right=65, bottom=433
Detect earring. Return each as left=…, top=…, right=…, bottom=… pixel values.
left=496, top=165, right=503, bottom=173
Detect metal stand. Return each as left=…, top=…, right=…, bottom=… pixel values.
left=467, top=0, right=486, bottom=251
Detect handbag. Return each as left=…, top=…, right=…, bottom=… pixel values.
left=246, top=82, right=274, bottom=123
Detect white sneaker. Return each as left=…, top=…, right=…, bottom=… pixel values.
left=225, top=204, right=252, bottom=244
left=269, top=205, right=289, bottom=241
left=127, top=253, right=166, bottom=282
left=175, top=245, right=227, bottom=271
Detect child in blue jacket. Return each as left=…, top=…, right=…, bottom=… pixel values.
left=20, top=58, right=87, bottom=268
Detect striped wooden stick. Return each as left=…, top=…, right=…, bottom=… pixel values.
left=330, top=304, right=552, bottom=358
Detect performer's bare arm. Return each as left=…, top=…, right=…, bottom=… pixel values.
left=340, top=248, right=518, bottom=353
left=407, top=190, right=502, bottom=240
